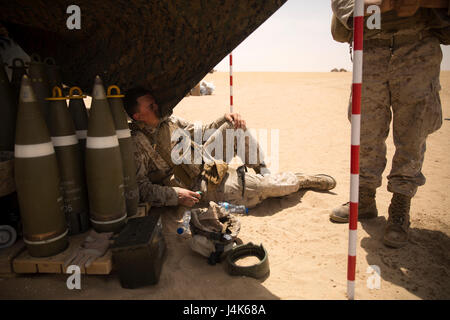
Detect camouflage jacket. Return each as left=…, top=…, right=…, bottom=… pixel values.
left=332, top=0, right=450, bottom=40
left=130, top=115, right=228, bottom=206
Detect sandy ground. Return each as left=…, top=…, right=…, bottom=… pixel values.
left=0, top=71, right=449, bottom=300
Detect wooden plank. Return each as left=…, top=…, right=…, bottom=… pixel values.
left=13, top=230, right=112, bottom=275
left=86, top=250, right=112, bottom=275
left=11, top=257, right=37, bottom=274
left=0, top=240, right=26, bottom=275
left=38, top=263, right=62, bottom=273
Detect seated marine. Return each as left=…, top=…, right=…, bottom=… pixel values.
left=123, top=87, right=337, bottom=208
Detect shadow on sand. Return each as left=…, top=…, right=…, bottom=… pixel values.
left=0, top=206, right=280, bottom=300
left=360, top=217, right=450, bottom=299
left=248, top=189, right=337, bottom=217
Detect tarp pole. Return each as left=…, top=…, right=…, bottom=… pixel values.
left=347, top=0, right=364, bottom=300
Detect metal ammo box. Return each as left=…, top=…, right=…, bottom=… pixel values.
left=111, top=212, right=166, bottom=289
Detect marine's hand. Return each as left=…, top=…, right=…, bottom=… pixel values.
left=225, top=113, right=246, bottom=130
left=177, top=188, right=201, bottom=207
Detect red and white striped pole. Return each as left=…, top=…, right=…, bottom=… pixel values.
left=347, top=0, right=364, bottom=300
left=229, top=52, right=233, bottom=113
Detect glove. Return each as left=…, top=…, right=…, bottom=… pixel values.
left=64, top=230, right=113, bottom=269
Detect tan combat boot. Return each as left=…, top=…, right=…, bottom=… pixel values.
left=383, top=193, right=411, bottom=248
left=295, top=173, right=337, bottom=191
left=329, top=188, right=378, bottom=223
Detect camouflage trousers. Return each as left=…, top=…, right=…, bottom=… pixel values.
left=196, top=169, right=301, bottom=208
left=194, top=122, right=301, bottom=208
left=350, top=34, right=443, bottom=197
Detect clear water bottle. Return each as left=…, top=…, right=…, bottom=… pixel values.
left=218, top=202, right=249, bottom=215
left=177, top=210, right=191, bottom=235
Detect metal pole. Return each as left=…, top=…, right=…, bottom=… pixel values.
left=347, top=0, right=364, bottom=300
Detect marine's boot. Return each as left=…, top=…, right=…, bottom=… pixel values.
left=295, top=173, right=336, bottom=191
left=329, top=188, right=378, bottom=223
left=383, top=193, right=411, bottom=248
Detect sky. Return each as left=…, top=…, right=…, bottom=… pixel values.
left=214, top=1, right=450, bottom=72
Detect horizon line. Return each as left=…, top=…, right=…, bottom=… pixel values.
left=212, top=69, right=450, bottom=72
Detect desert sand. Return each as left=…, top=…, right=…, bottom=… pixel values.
left=1, top=71, right=449, bottom=300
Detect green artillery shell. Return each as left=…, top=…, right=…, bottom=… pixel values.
left=68, top=87, right=89, bottom=159
left=0, top=57, right=17, bottom=151
left=14, top=75, right=68, bottom=257
left=44, top=57, right=63, bottom=90
left=107, top=85, right=139, bottom=217
left=47, top=87, right=90, bottom=235
left=86, top=76, right=126, bottom=233
left=8, top=58, right=27, bottom=102
left=28, top=54, right=51, bottom=124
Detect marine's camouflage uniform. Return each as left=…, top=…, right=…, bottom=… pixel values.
left=332, top=1, right=448, bottom=197
left=131, top=115, right=302, bottom=208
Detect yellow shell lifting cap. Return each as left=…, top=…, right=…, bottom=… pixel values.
left=45, top=86, right=68, bottom=101
left=68, top=86, right=87, bottom=99
left=107, top=85, right=125, bottom=98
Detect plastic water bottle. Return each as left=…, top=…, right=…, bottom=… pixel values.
left=177, top=210, right=191, bottom=235
left=218, top=202, right=249, bottom=215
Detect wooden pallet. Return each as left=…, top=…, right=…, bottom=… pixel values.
left=11, top=202, right=151, bottom=275
left=12, top=232, right=113, bottom=275
left=0, top=240, right=26, bottom=277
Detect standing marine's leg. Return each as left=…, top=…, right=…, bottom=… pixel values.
left=330, top=42, right=392, bottom=223
left=384, top=34, right=443, bottom=248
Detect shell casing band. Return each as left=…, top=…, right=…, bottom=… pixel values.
left=86, top=135, right=119, bottom=149
left=90, top=214, right=127, bottom=225
left=15, top=142, right=54, bottom=158
left=51, top=135, right=78, bottom=147
left=116, top=129, right=131, bottom=139
left=23, top=229, right=68, bottom=245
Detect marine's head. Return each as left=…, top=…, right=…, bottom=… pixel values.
left=124, top=86, right=160, bottom=127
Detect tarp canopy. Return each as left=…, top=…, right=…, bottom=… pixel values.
left=0, top=0, right=287, bottom=117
